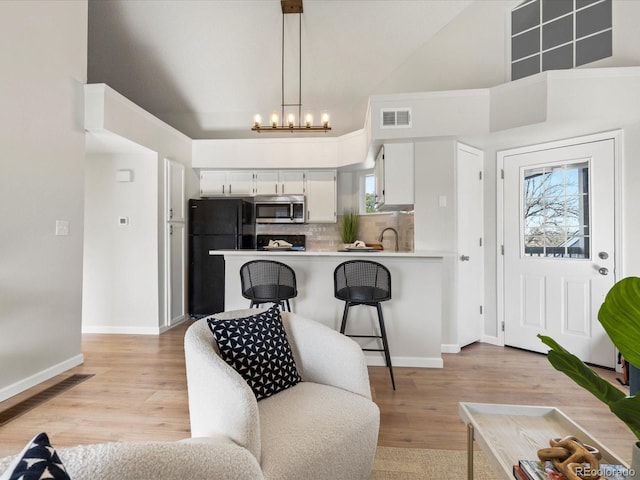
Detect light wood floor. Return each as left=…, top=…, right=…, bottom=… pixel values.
left=0, top=319, right=635, bottom=463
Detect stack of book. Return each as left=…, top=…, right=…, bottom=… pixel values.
left=512, top=459, right=629, bottom=480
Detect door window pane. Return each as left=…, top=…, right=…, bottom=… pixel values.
left=522, top=161, right=589, bottom=258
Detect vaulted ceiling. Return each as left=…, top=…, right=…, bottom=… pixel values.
left=88, top=0, right=474, bottom=140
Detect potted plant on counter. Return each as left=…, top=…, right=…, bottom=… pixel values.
left=539, top=276, right=640, bottom=470
left=340, top=209, right=359, bottom=248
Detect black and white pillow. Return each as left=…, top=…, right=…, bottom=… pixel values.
left=208, top=305, right=302, bottom=400
left=0, top=432, right=70, bottom=480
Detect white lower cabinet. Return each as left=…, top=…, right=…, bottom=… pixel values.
left=306, top=170, right=336, bottom=223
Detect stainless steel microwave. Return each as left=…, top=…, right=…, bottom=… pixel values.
left=254, top=195, right=306, bottom=224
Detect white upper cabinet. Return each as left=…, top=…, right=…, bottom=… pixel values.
left=167, top=159, right=185, bottom=222
left=200, top=171, right=227, bottom=196
left=254, top=170, right=305, bottom=196
left=200, top=171, right=253, bottom=196
left=254, top=171, right=279, bottom=195
left=375, top=143, right=414, bottom=210
left=279, top=170, right=305, bottom=195
left=306, top=170, right=337, bottom=223
left=226, top=171, right=254, bottom=196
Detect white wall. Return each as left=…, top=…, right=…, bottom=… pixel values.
left=373, top=1, right=516, bottom=94
left=0, top=1, right=87, bottom=401
left=374, top=0, right=640, bottom=96
left=413, top=140, right=457, bottom=347
left=414, top=140, right=457, bottom=252
left=83, top=152, right=160, bottom=333
left=620, top=122, right=640, bottom=278
left=84, top=85, right=195, bottom=333
left=462, top=71, right=640, bottom=344
left=373, top=0, right=640, bottom=347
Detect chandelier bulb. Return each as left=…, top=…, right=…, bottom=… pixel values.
left=321, top=112, right=330, bottom=128
left=253, top=114, right=262, bottom=128
left=270, top=112, right=279, bottom=128
left=287, top=113, right=295, bottom=128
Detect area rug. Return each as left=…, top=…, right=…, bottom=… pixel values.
left=371, top=446, right=501, bottom=479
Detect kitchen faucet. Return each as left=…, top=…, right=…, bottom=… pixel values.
left=378, top=227, right=399, bottom=252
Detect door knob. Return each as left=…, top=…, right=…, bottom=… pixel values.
left=598, top=267, right=609, bottom=276
left=460, top=255, right=470, bottom=261
left=598, top=252, right=609, bottom=260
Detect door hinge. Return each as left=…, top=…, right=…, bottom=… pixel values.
left=501, top=245, right=504, bottom=255
left=479, top=171, right=483, bottom=180
left=480, top=305, right=483, bottom=315
left=500, top=169, right=505, bottom=179
left=479, top=237, right=483, bottom=247
left=501, top=321, right=505, bottom=332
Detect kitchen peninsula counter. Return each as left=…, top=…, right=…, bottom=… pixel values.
left=216, top=249, right=449, bottom=258
left=214, top=249, right=447, bottom=368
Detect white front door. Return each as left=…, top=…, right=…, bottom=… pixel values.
left=503, top=138, right=616, bottom=367
left=457, top=144, right=484, bottom=348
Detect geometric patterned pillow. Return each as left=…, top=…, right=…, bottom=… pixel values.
left=0, top=432, right=70, bottom=480
left=207, top=305, right=302, bottom=401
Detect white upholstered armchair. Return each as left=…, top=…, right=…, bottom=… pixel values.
left=184, top=308, right=380, bottom=480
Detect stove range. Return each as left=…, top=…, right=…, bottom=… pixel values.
left=256, top=234, right=306, bottom=251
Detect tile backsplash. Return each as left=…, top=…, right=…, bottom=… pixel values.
left=256, top=211, right=414, bottom=252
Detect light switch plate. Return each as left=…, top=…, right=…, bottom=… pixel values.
left=438, top=195, right=447, bottom=207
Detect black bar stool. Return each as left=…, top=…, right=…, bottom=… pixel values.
left=334, top=260, right=395, bottom=390
left=240, top=260, right=297, bottom=311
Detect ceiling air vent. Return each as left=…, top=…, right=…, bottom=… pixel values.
left=380, top=108, right=412, bottom=128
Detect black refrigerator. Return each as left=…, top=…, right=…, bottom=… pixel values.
left=188, top=198, right=255, bottom=316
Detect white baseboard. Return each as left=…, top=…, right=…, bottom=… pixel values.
left=159, top=317, right=188, bottom=334
left=81, top=325, right=161, bottom=335
left=0, top=354, right=84, bottom=402
left=481, top=334, right=502, bottom=346
left=364, top=354, right=443, bottom=368
left=441, top=344, right=461, bottom=354
left=83, top=318, right=189, bottom=335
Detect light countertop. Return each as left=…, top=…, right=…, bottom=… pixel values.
left=209, top=249, right=454, bottom=259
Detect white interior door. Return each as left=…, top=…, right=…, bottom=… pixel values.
left=165, top=158, right=186, bottom=328
left=457, top=144, right=484, bottom=348
left=503, top=139, right=616, bottom=367
left=168, top=222, right=186, bottom=325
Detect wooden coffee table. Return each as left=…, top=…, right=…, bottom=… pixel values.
left=458, top=402, right=628, bottom=480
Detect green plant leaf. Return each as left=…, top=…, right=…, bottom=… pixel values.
left=598, top=277, right=640, bottom=368
left=539, top=334, right=640, bottom=440
left=340, top=209, right=359, bottom=244
left=539, top=335, right=624, bottom=405
left=610, top=395, right=640, bottom=441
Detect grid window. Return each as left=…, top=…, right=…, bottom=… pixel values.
left=522, top=162, right=590, bottom=259
left=511, top=0, right=612, bottom=81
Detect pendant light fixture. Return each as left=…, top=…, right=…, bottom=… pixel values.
left=252, top=0, right=330, bottom=133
